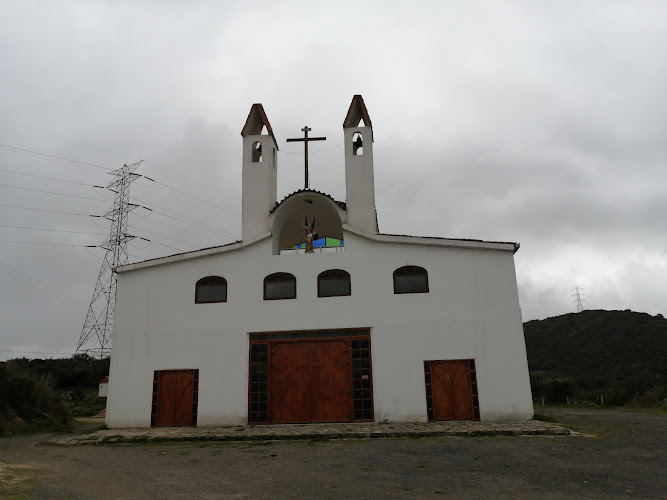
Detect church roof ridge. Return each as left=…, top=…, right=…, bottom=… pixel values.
left=270, top=188, right=346, bottom=213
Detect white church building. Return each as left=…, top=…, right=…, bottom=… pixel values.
left=105, top=95, right=533, bottom=428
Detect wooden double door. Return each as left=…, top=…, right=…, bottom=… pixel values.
left=430, top=360, right=475, bottom=421
left=270, top=340, right=353, bottom=424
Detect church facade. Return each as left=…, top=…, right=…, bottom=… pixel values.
left=105, top=96, right=533, bottom=428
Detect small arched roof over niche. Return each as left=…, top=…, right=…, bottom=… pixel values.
left=269, top=190, right=347, bottom=255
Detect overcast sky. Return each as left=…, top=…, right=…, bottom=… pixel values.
left=1, top=1, right=665, bottom=360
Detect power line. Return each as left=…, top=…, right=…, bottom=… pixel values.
left=129, top=211, right=224, bottom=246
left=278, top=143, right=342, bottom=155
left=135, top=236, right=185, bottom=253
left=0, top=167, right=103, bottom=187
left=135, top=202, right=239, bottom=240
left=1, top=191, right=112, bottom=210
left=0, top=182, right=109, bottom=202
left=0, top=142, right=240, bottom=231
left=0, top=143, right=240, bottom=220
left=127, top=224, right=200, bottom=248
left=0, top=143, right=111, bottom=171
left=0, top=224, right=106, bottom=236
left=0, top=261, right=87, bottom=310
left=0, top=240, right=98, bottom=247
left=0, top=203, right=98, bottom=217
left=140, top=176, right=241, bottom=217
left=0, top=349, right=76, bottom=357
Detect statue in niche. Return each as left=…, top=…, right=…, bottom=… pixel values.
left=303, top=216, right=318, bottom=253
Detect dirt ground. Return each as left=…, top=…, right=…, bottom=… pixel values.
left=1, top=408, right=665, bottom=499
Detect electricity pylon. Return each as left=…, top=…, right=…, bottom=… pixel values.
left=76, top=161, right=142, bottom=358
left=572, top=285, right=586, bottom=313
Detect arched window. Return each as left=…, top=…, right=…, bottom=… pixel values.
left=195, top=276, right=227, bottom=303
left=252, top=141, right=262, bottom=162
left=264, top=272, right=296, bottom=300
left=318, top=269, right=351, bottom=297
left=393, top=266, right=429, bottom=294
left=352, top=132, right=363, bottom=156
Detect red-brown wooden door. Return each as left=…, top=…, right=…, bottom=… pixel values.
left=431, top=361, right=474, bottom=421
left=270, top=340, right=352, bottom=424
left=310, top=340, right=352, bottom=423
left=270, top=342, right=311, bottom=423
left=156, top=370, right=195, bottom=427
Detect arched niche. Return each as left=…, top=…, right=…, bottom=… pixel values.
left=269, top=192, right=346, bottom=255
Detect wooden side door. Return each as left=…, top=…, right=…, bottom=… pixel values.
left=156, top=370, right=194, bottom=427
left=270, top=342, right=311, bottom=424
left=431, top=361, right=474, bottom=421
left=310, top=340, right=353, bottom=423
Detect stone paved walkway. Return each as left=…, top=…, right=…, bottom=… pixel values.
left=46, top=419, right=571, bottom=446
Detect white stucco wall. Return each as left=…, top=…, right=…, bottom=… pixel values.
left=106, top=231, right=533, bottom=428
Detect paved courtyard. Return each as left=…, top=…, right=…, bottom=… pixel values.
left=1, top=408, right=665, bottom=499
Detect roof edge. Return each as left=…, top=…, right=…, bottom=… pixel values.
left=343, top=225, right=519, bottom=252
left=115, top=232, right=270, bottom=273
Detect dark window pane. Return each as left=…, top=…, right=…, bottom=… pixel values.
left=196, top=277, right=227, bottom=303
left=319, top=278, right=351, bottom=297
left=394, top=274, right=428, bottom=294
left=197, top=284, right=227, bottom=302
left=265, top=280, right=296, bottom=299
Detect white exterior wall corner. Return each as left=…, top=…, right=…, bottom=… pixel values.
left=106, top=231, right=532, bottom=428
left=344, top=126, right=377, bottom=234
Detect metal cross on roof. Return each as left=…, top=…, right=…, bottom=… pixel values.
left=286, top=126, right=326, bottom=189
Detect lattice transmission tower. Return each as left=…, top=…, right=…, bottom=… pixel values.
left=572, top=285, right=586, bottom=313
left=76, top=160, right=142, bottom=358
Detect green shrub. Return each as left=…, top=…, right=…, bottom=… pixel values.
left=0, top=360, right=70, bottom=435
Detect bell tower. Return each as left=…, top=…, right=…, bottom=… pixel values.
left=241, top=103, right=278, bottom=241
left=343, top=95, right=378, bottom=234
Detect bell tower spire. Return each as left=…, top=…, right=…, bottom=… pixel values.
left=241, top=103, right=278, bottom=241
left=343, top=95, right=378, bottom=233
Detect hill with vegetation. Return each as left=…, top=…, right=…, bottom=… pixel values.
left=524, top=309, right=667, bottom=407
left=0, top=355, right=109, bottom=435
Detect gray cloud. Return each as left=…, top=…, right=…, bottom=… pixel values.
left=1, top=1, right=666, bottom=358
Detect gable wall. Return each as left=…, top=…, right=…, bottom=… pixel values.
left=106, top=232, right=532, bottom=427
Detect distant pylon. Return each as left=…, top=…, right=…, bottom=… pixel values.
left=76, top=161, right=142, bottom=359
left=572, top=285, right=585, bottom=313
